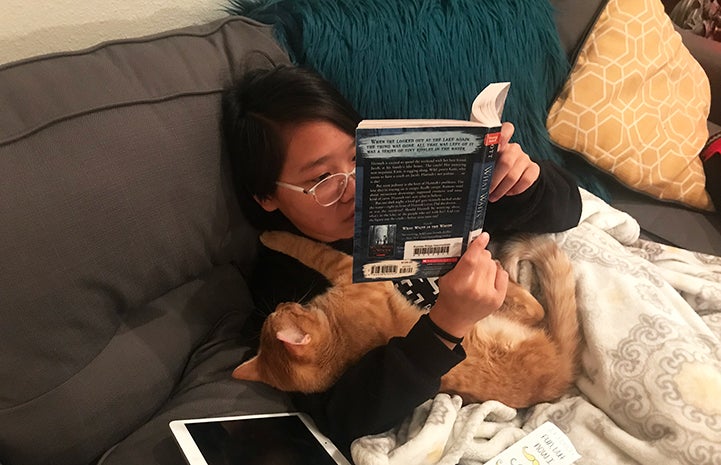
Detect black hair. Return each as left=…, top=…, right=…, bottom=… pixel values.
left=221, top=65, right=362, bottom=230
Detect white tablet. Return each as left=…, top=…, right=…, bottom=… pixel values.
left=169, top=412, right=352, bottom=465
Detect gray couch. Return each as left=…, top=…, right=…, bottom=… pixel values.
left=1, top=3, right=719, bottom=465
left=0, top=17, right=294, bottom=465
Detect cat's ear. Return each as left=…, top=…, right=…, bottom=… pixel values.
left=276, top=327, right=311, bottom=358
left=232, top=357, right=262, bottom=382
left=277, top=327, right=311, bottom=345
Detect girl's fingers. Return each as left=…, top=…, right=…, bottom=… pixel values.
left=494, top=261, right=509, bottom=295
left=490, top=162, right=539, bottom=200
left=504, top=163, right=540, bottom=196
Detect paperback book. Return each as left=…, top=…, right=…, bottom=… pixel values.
left=352, top=82, right=510, bottom=283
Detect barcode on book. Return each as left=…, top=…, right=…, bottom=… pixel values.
left=362, top=260, right=418, bottom=279
left=403, top=238, right=463, bottom=260
left=412, top=244, right=450, bottom=256
left=370, top=264, right=416, bottom=274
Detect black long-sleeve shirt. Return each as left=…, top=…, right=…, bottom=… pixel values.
left=242, top=160, right=582, bottom=459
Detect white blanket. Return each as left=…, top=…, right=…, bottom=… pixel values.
left=351, top=189, right=721, bottom=465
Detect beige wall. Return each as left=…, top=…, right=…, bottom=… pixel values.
left=0, top=0, right=229, bottom=65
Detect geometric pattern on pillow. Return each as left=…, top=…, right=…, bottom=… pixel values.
left=547, top=0, right=713, bottom=211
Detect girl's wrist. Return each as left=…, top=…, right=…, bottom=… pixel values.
left=423, top=313, right=464, bottom=345
left=425, top=306, right=471, bottom=346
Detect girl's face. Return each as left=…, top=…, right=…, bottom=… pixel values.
left=256, top=121, right=356, bottom=242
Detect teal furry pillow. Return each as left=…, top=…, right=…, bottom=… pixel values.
left=226, top=0, right=569, bottom=165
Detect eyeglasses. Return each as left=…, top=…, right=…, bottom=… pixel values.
left=276, top=168, right=356, bottom=207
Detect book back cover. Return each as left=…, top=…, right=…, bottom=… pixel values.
left=352, top=124, right=498, bottom=282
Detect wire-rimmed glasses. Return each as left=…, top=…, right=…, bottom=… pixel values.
left=276, top=168, right=356, bottom=207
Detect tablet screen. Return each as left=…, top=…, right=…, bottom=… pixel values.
left=184, top=415, right=344, bottom=465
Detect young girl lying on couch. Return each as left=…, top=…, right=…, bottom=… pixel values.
left=221, top=64, right=582, bottom=457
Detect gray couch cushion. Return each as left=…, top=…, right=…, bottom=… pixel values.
left=96, top=310, right=293, bottom=465
left=0, top=16, right=289, bottom=465
left=550, top=0, right=607, bottom=60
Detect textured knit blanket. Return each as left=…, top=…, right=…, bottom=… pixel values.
left=351, top=189, right=721, bottom=465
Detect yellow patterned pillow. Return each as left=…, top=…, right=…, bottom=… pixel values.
left=547, top=0, right=712, bottom=210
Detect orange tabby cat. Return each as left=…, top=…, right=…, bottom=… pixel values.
left=233, top=230, right=579, bottom=408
